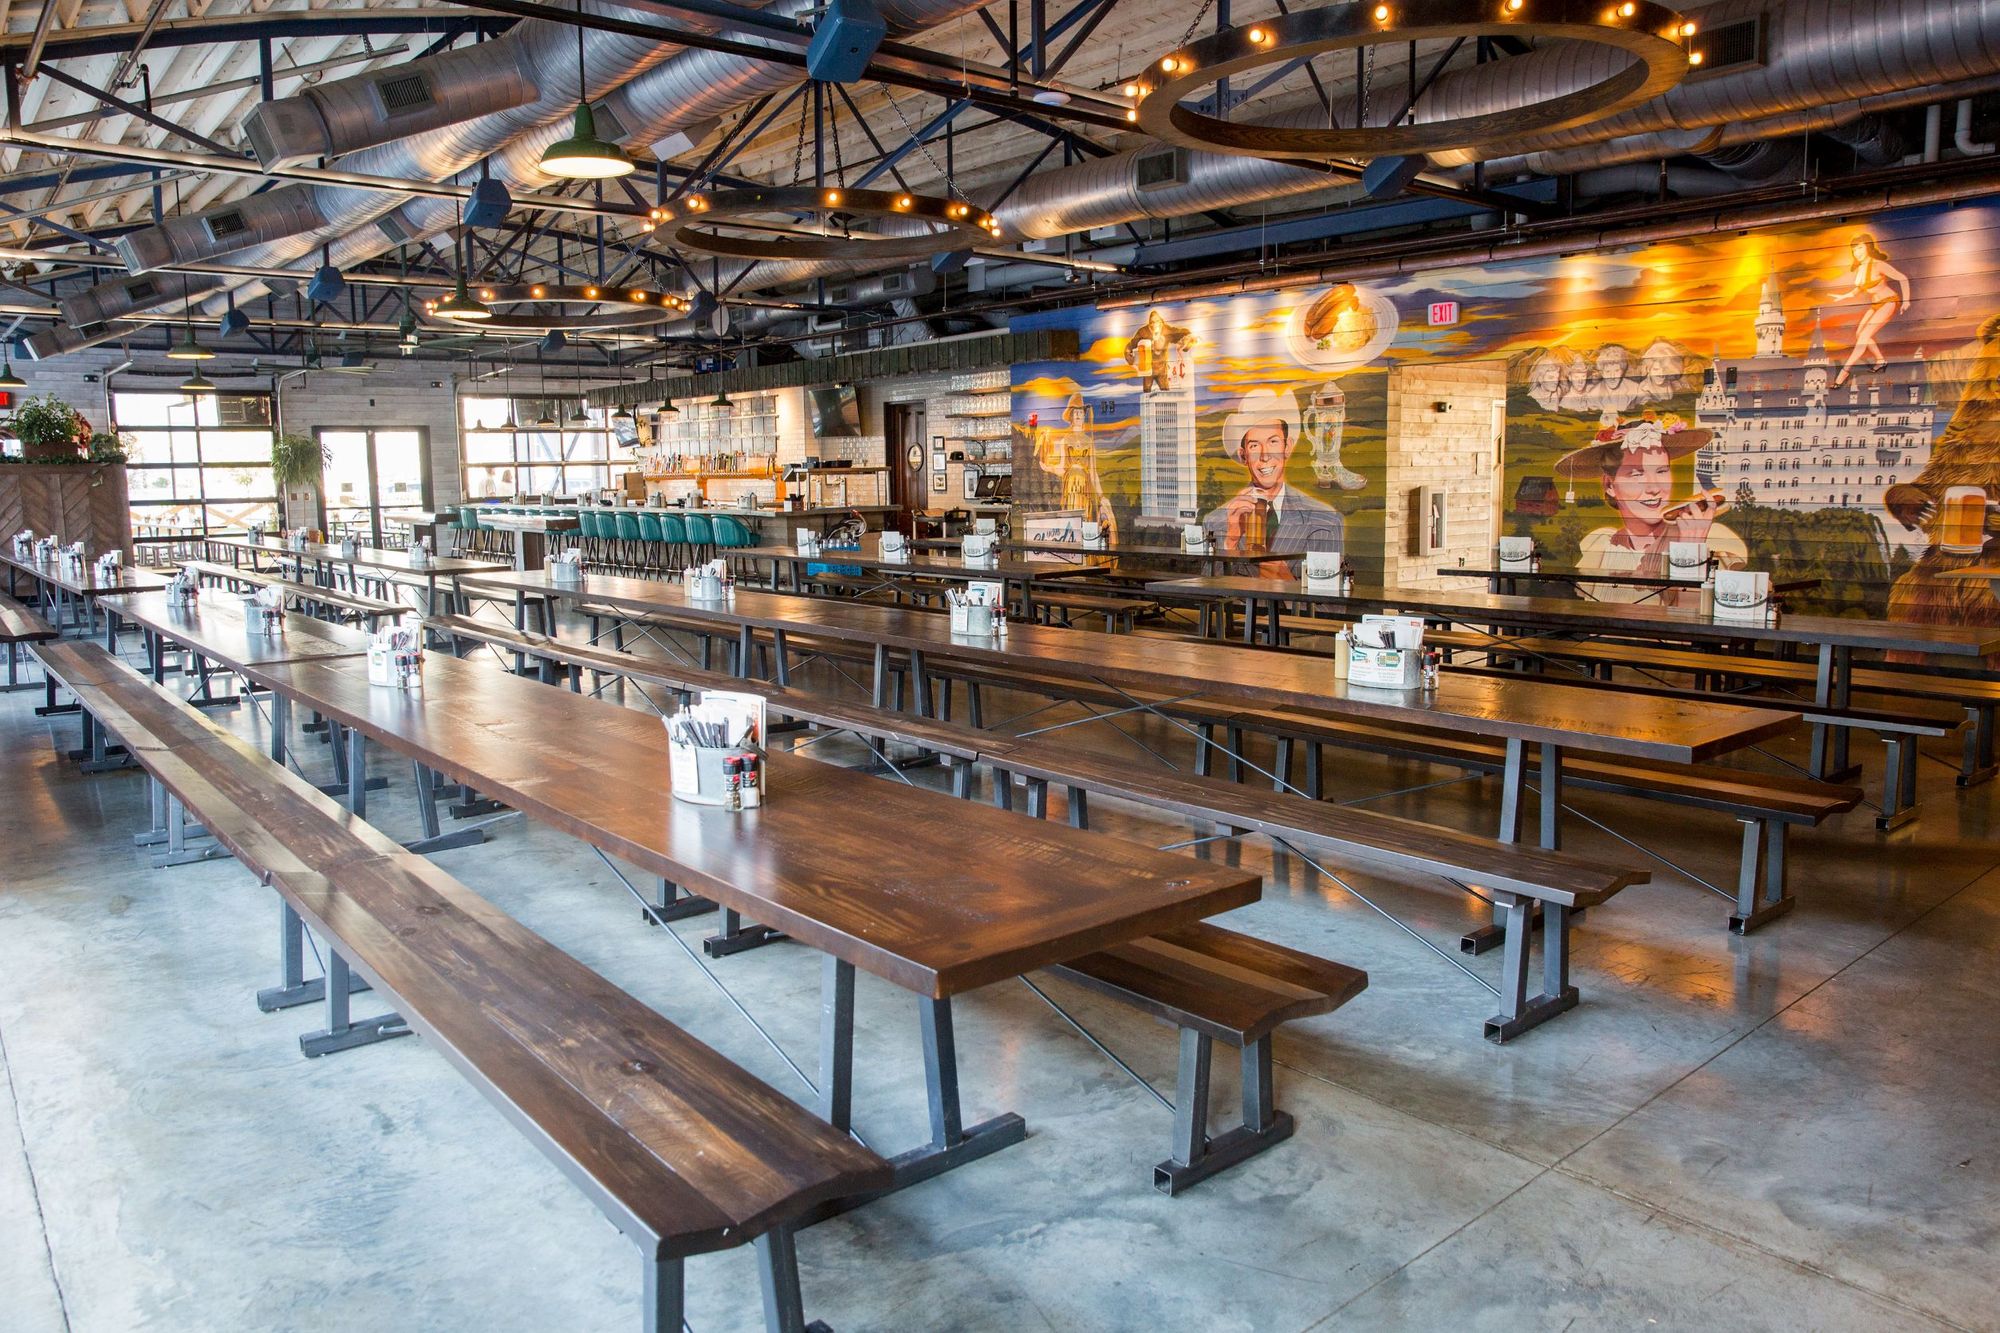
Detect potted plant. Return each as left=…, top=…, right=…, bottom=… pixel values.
left=271, top=431, right=329, bottom=490
left=87, top=431, right=130, bottom=464
left=5, top=394, right=88, bottom=462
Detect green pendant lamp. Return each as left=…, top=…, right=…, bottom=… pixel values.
left=540, top=2, right=633, bottom=180
left=434, top=272, right=491, bottom=321
left=179, top=369, right=218, bottom=394
left=0, top=345, right=25, bottom=389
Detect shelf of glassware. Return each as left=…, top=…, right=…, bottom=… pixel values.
left=645, top=399, right=781, bottom=455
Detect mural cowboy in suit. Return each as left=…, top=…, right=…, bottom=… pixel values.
left=1202, top=387, right=1344, bottom=575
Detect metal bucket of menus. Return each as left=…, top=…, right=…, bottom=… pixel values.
left=949, top=580, right=1008, bottom=639
left=1302, top=548, right=1352, bottom=597
left=683, top=558, right=730, bottom=600
left=1668, top=540, right=1709, bottom=584
left=1347, top=614, right=1438, bottom=691
left=959, top=531, right=998, bottom=566
left=1709, top=569, right=1776, bottom=624
left=241, top=585, right=285, bottom=636
left=1497, top=535, right=1539, bottom=574
left=367, top=619, right=424, bottom=690
left=547, top=548, right=586, bottom=587
left=667, top=692, right=767, bottom=810
left=878, top=531, right=909, bottom=563
left=1181, top=523, right=1213, bottom=555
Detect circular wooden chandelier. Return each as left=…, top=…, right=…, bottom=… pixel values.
left=419, top=282, right=691, bottom=334
left=654, top=187, right=1002, bottom=262
left=1134, top=0, right=1697, bottom=161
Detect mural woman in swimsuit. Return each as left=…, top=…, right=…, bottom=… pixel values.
left=1830, top=232, right=1912, bottom=387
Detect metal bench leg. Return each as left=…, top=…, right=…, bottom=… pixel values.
left=1025, top=778, right=1048, bottom=818
left=406, top=763, right=486, bottom=853
left=1304, top=742, right=1324, bottom=800
left=642, top=877, right=716, bottom=924
left=151, top=792, right=226, bottom=867
left=1066, top=786, right=1089, bottom=828
left=299, top=949, right=408, bottom=1057
left=1485, top=898, right=1579, bottom=1042
left=1463, top=740, right=1531, bottom=956
left=703, top=907, right=786, bottom=956
left=1155, top=1033, right=1298, bottom=1196
left=819, top=956, right=855, bottom=1132
left=1960, top=705, right=1996, bottom=787
left=1273, top=737, right=1293, bottom=793
left=755, top=1228, right=812, bottom=1333
left=1876, top=736, right=1921, bottom=832
left=258, top=901, right=371, bottom=1011
left=950, top=758, right=974, bottom=799
left=991, top=768, right=1016, bottom=811
left=1193, top=723, right=1216, bottom=778
left=1224, top=726, right=1245, bottom=782
left=1730, top=816, right=1795, bottom=933
left=642, top=1255, right=684, bottom=1333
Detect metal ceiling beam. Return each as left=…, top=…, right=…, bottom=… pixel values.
left=0, top=127, right=648, bottom=220
left=0, top=13, right=514, bottom=61
left=33, top=61, right=235, bottom=157
left=22, top=43, right=409, bottom=134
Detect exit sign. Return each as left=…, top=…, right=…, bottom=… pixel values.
left=1428, top=301, right=1460, bottom=326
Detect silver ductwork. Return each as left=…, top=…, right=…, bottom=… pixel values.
left=109, top=3, right=682, bottom=281
left=257, top=0, right=989, bottom=304
left=25, top=273, right=227, bottom=359
left=244, top=39, right=545, bottom=170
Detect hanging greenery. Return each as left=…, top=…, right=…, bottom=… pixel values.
left=2, top=394, right=90, bottom=463
left=271, top=431, right=329, bottom=489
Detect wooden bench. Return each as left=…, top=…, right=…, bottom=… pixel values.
left=1049, top=924, right=1367, bottom=1193
left=35, top=639, right=893, bottom=1331
left=1421, top=628, right=2000, bottom=788
left=1028, top=588, right=1151, bottom=633
left=179, top=559, right=404, bottom=628
left=1, top=592, right=56, bottom=691
left=429, top=615, right=1634, bottom=1043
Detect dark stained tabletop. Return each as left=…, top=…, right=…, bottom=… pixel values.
left=1146, top=575, right=2000, bottom=659
left=0, top=549, right=172, bottom=598
left=739, top=535, right=1068, bottom=582
left=245, top=651, right=1261, bottom=999
left=469, top=569, right=1800, bottom=763
left=209, top=535, right=507, bottom=578
left=915, top=536, right=1311, bottom=565
left=1439, top=567, right=1823, bottom=594
left=98, top=589, right=375, bottom=671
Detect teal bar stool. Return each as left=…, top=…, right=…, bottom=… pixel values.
left=636, top=512, right=666, bottom=575
left=579, top=511, right=606, bottom=568
left=683, top=513, right=714, bottom=564
left=659, top=513, right=688, bottom=571
left=614, top=511, right=643, bottom=574
left=711, top=514, right=754, bottom=584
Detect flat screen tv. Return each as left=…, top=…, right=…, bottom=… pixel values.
left=809, top=384, right=862, bottom=437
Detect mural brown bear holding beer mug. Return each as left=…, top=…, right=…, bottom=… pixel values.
left=1884, top=314, right=2000, bottom=653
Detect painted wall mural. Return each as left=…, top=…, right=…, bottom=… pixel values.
left=1011, top=199, right=2000, bottom=627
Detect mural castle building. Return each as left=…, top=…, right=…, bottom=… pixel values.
left=1695, top=275, right=1934, bottom=551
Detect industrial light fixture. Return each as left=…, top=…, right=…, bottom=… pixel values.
left=711, top=388, right=733, bottom=409
left=1134, top=0, right=1695, bottom=160
left=434, top=272, right=492, bottom=321
left=660, top=186, right=1002, bottom=262
left=535, top=405, right=558, bottom=428
left=178, top=369, right=218, bottom=395
left=611, top=401, right=633, bottom=421
left=540, top=0, right=634, bottom=179
left=167, top=325, right=215, bottom=360
left=656, top=396, right=679, bottom=416
left=0, top=350, right=26, bottom=389
left=569, top=402, right=589, bottom=424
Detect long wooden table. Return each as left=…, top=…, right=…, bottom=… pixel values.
left=203, top=534, right=506, bottom=615
left=1148, top=574, right=2000, bottom=781
left=0, top=547, right=172, bottom=646
left=1440, top=565, right=1821, bottom=600
left=465, top=570, right=1799, bottom=850
left=117, top=598, right=1262, bottom=1197
left=914, top=535, right=1311, bottom=567
left=736, top=535, right=1082, bottom=613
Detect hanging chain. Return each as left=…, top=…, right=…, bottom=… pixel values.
left=789, top=88, right=811, bottom=187
left=1177, top=0, right=1219, bottom=49
left=880, top=85, right=958, bottom=199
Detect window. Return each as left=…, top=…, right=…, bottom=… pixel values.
left=114, top=391, right=277, bottom=552
left=459, top=397, right=638, bottom=499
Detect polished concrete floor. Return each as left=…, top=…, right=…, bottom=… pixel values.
left=2, top=616, right=1998, bottom=1332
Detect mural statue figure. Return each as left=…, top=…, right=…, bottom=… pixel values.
left=1028, top=393, right=1119, bottom=541
left=1884, top=314, right=2000, bottom=656
left=1829, top=232, right=1912, bottom=387
left=1636, top=338, right=1689, bottom=402
left=1124, top=309, right=1196, bottom=393
left=1558, top=412, right=1745, bottom=604
left=1202, top=388, right=1344, bottom=574
left=1589, top=344, right=1649, bottom=414
left=1303, top=382, right=1367, bottom=491
left=1525, top=349, right=1567, bottom=411
left=1557, top=349, right=1597, bottom=413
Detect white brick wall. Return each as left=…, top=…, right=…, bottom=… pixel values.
left=1382, top=362, right=1506, bottom=590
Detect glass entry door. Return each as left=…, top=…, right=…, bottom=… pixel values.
left=317, top=428, right=428, bottom=547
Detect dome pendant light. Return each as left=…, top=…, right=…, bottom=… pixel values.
left=711, top=388, right=733, bottom=409
left=179, top=369, right=218, bottom=395
left=167, top=324, right=215, bottom=361
left=656, top=396, right=678, bottom=416
left=0, top=349, right=27, bottom=389
left=434, top=272, right=491, bottom=322
left=540, top=2, right=634, bottom=180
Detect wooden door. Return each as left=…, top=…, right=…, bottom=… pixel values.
left=885, top=402, right=927, bottom=534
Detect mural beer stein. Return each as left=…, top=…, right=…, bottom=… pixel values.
left=1939, top=486, right=1990, bottom=555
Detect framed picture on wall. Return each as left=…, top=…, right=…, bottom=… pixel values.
left=963, top=467, right=982, bottom=500
left=930, top=449, right=947, bottom=472
left=931, top=472, right=948, bottom=493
